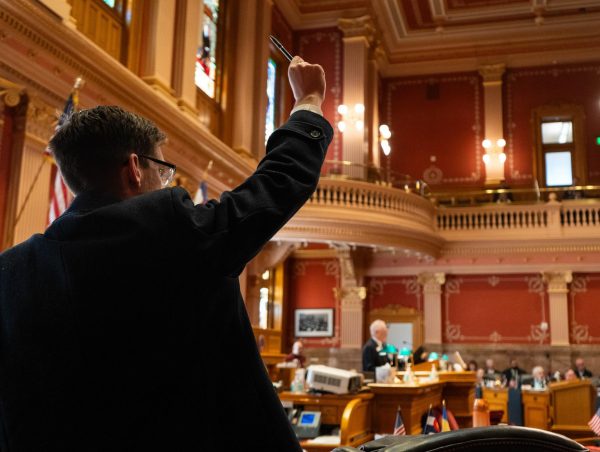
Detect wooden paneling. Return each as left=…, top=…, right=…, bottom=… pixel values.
left=522, top=389, right=550, bottom=430
left=69, top=0, right=122, bottom=60
left=483, top=387, right=508, bottom=423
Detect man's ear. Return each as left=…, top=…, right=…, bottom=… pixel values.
left=126, top=153, right=142, bottom=188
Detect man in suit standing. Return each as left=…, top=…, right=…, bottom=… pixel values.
left=0, top=56, right=331, bottom=451
left=362, top=319, right=393, bottom=372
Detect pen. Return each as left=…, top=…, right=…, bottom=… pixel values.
left=269, top=35, right=293, bottom=62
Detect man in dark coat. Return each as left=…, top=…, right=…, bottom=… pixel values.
left=0, top=57, right=331, bottom=451
left=362, top=319, right=393, bottom=372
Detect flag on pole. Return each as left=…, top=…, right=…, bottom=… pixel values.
left=589, top=407, right=600, bottom=436
left=393, top=406, right=406, bottom=436
left=422, top=404, right=440, bottom=435
left=194, top=160, right=213, bottom=205
left=48, top=77, right=83, bottom=225
left=193, top=180, right=208, bottom=205
left=441, top=400, right=451, bottom=432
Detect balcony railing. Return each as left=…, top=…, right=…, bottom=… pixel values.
left=436, top=195, right=600, bottom=240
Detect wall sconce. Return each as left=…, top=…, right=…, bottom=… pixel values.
left=482, top=138, right=507, bottom=184
left=337, top=103, right=364, bottom=133
left=379, top=124, right=392, bottom=156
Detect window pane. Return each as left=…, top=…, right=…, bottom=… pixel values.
left=541, top=121, right=573, bottom=144
left=265, top=58, right=277, bottom=145
left=103, top=0, right=115, bottom=7
left=545, top=151, right=573, bottom=186
left=195, top=0, right=220, bottom=98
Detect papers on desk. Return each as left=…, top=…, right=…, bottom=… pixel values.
left=304, top=435, right=340, bottom=445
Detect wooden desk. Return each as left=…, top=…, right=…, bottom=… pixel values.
left=550, top=379, right=596, bottom=438
left=368, top=382, right=444, bottom=435
left=483, top=387, right=508, bottom=423
left=522, top=389, right=550, bottom=430
left=279, top=391, right=374, bottom=452
left=439, top=372, right=476, bottom=428
left=394, top=371, right=476, bottom=429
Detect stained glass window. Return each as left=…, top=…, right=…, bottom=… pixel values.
left=265, top=58, right=277, bottom=145
left=195, top=0, right=220, bottom=98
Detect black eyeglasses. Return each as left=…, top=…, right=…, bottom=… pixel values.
left=138, top=154, right=176, bottom=187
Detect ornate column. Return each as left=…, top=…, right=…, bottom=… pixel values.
left=479, top=64, right=506, bottom=185
left=140, top=0, right=177, bottom=101
left=228, top=0, right=272, bottom=159
left=172, top=0, right=201, bottom=117
left=543, top=271, right=572, bottom=346
left=418, top=272, right=445, bottom=345
left=336, top=248, right=367, bottom=349
left=338, top=16, right=375, bottom=180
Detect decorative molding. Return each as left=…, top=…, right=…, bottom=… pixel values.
left=478, top=63, right=505, bottom=84
left=543, top=271, right=573, bottom=294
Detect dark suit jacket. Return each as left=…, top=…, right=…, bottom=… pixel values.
left=362, top=338, right=390, bottom=372
left=0, top=111, right=333, bottom=451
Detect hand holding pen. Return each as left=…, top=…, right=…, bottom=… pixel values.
left=270, top=35, right=325, bottom=108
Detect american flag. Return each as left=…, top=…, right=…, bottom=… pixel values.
left=47, top=78, right=83, bottom=225
left=193, top=160, right=213, bottom=205
left=393, top=406, right=406, bottom=435
left=589, top=407, right=600, bottom=436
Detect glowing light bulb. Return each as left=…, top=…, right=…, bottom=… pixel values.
left=337, top=121, right=346, bottom=133
left=497, top=138, right=506, bottom=148
left=482, top=139, right=492, bottom=149
left=354, top=103, right=365, bottom=114
left=499, top=152, right=507, bottom=163
left=483, top=154, right=490, bottom=164
left=337, top=104, right=348, bottom=116
left=355, top=120, right=364, bottom=130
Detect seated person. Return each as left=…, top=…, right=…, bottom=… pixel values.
left=575, top=358, right=593, bottom=379
left=285, top=340, right=306, bottom=368
left=531, top=366, right=548, bottom=389
left=362, top=319, right=393, bottom=372
left=485, top=358, right=498, bottom=376
left=413, top=345, right=429, bottom=365
left=467, top=360, right=478, bottom=372
left=502, top=359, right=526, bottom=386
left=565, top=368, right=578, bottom=381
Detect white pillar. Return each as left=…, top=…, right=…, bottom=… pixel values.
left=338, top=16, right=374, bottom=180
left=418, top=272, right=445, bottom=345
left=479, top=64, right=506, bottom=185
left=544, top=271, right=572, bottom=346
left=337, top=248, right=366, bottom=349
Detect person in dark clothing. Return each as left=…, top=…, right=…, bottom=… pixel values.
left=575, top=358, right=593, bottom=379
left=362, top=319, right=393, bottom=372
left=413, top=345, right=429, bottom=365
left=502, top=359, right=527, bottom=386
left=0, top=57, right=331, bottom=451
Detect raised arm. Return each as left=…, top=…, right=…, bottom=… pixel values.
left=173, top=57, right=333, bottom=276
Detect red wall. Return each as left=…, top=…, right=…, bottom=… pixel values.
left=381, top=72, right=484, bottom=187
left=504, top=62, right=600, bottom=184
left=366, top=276, right=422, bottom=312
left=569, top=273, right=600, bottom=344
left=442, top=274, right=550, bottom=344
left=286, top=258, right=341, bottom=348
left=294, top=28, right=343, bottom=162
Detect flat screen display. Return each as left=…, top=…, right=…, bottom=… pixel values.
left=300, top=413, right=316, bottom=425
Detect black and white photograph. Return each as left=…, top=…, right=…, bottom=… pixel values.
left=294, top=309, right=333, bottom=337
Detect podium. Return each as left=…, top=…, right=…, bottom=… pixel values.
left=550, top=379, right=596, bottom=438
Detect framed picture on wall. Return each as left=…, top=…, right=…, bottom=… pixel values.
left=295, top=308, right=334, bottom=337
